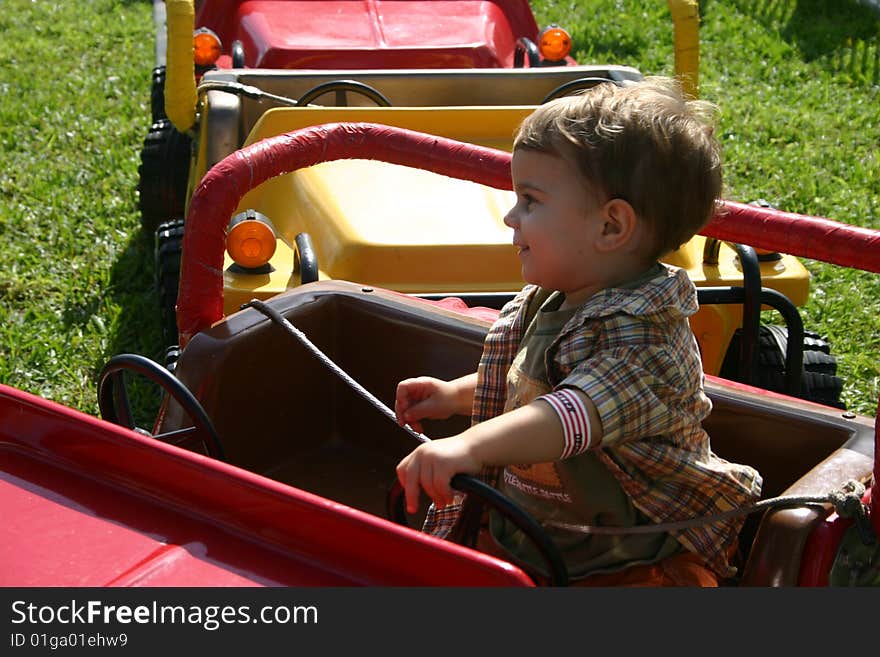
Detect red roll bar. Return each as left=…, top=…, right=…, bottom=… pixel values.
left=178, top=121, right=877, bottom=531
left=178, top=122, right=880, bottom=345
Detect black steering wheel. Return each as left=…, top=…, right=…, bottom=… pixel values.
left=387, top=473, right=569, bottom=586
left=97, top=353, right=225, bottom=460
left=513, top=37, right=540, bottom=68
left=296, top=79, right=392, bottom=107
left=541, top=76, right=620, bottom=104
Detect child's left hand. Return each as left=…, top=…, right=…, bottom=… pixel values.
left=396, top=437, right=481, bottom=514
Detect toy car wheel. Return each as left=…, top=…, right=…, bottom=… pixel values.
left=137, top=119, right=191, bottom=235
left=98, top=353, right=225, bottom=460
left=387, top=474, right=569, bottom=586
left=720, top=325, right=845, bottom=408
left=155, top=218, right=184, bottom=346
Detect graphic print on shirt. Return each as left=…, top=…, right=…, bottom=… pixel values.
left=504, top=347, right=573, bottom=504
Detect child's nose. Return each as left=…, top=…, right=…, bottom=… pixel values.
left=503, top=207, right=519, bottom=229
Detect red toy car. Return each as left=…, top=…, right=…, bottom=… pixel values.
left=14, top=124, right=864, bottom=588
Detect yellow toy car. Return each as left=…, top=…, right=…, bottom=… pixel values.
left=147, top=1, right=843, bottom=407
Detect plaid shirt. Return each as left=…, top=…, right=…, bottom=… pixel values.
left=424, top=265, right=763, bottom=578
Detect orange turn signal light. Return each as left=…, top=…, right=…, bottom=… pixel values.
left=193, top=27, right=222, bottom=67
left=227, top=210, right=277, bottom=269
left=538, top=25, right=572, bottom=62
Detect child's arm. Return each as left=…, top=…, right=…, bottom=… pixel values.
left=394, top=372, right=477, bottom=433
left=396, top=388, right=604, bottom=513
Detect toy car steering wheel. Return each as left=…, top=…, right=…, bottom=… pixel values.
left=296, top=80, right=392, bottom=107
left=387, top=474, right=569, bottom=586
left=541, top=76, right=620, bottom=103
left=97, top=353, right=226, bottom=460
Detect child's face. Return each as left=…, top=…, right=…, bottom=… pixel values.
left=504, top=148, right=606, bottom=303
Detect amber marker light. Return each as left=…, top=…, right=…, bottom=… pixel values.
left=538, top=25, right=572, bottom=62
left=227, top=210, right=277, bottom=269
left=193, top=27, right=222, bottom=66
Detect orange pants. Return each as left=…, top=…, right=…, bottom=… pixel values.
left=568, top=550, right=719, bottom=587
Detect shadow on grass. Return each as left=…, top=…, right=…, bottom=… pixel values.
left=99, top=227, right=167, bottom=428
left=719, top=0, right=880, bottom=84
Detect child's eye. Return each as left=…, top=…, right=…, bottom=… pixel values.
left=521, top=193, right=536, bottom=208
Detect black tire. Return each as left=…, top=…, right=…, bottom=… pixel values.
left=137, top=119, right=191, bottom=235
left=150, top=65, right=167, bottom=122
left=720, top=325, right=845, bottom=408
left=155, top=218, right=184, bottom=346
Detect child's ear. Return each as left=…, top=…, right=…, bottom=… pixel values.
left=595, top=198, right=638, bottom=252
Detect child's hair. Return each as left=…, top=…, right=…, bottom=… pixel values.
left=514, top=76, right=722, bottom=258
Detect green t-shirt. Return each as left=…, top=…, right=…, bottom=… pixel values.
left=489, top=280, right=681, bottom=579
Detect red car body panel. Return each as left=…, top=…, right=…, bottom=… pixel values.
left=0, top=384, right=533, bottom=587
left=196, top=0, right=541, bottom=69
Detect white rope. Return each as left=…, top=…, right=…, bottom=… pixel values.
left=245, top=299, right=430, bottom=445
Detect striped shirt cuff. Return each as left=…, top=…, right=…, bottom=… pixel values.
left=538, top=388, right=592, bottom=459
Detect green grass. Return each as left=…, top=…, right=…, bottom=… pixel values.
left=533, top=0, right=880, bottom=414
left=0, top=0, right=162, bottom=416
left=0, top=0, right=877, bottom=417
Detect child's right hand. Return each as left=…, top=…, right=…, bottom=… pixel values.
left=396, top=436, right=481, bottom=513
left=394, top=377, right=460, bottom=434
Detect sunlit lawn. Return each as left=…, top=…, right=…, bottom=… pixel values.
left=0, top=0, right=877, bottom=416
